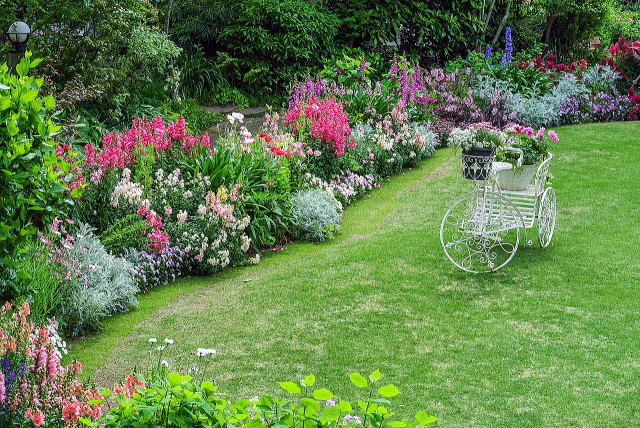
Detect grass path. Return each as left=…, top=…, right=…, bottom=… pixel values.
left=68, top=122, right=640, bottom=427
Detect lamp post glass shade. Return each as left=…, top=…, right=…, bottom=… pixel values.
left=7, top=21, right=31, bottom=45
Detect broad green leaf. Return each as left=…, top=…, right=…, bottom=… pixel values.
left=415, top=411, right=437, bottom=425
left=167, top=372, right=182, bottom=386
left=100, top=388, right=111, bottom=397
left=387, top=421, right=406, bottom=428
left=312, top=388, right=333, bottom=400
left=377, top=384, right=400, bottom=398
left=349, top=372, right=368, bottom=388
left=279, top=381, right=301, bottom=394
left=304, top=374, right=316, bottom=387
left=321, top=406, right=341, bottom=421
left=43, top=95, right=55, bottom=110
left=6, top=119, right=19, bottom=137
left=29, top=58, right=42, bottom=68
left=370, top=369, right=381, bottom=382
left=337, top=400, right=352, bottom=413
left=0, top=96, right=10, bottom=110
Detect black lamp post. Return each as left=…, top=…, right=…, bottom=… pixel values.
left=6, top=21, right=31, bottom=72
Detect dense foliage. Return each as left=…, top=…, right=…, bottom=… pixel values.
left=0, top=55, right=75, bottom=298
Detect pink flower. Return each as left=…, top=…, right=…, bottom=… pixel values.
left=548, top=130, right=559, bottom=142
left=0, top=372, right=5, bottom=403
left=25, top=408, right=45, bottom=426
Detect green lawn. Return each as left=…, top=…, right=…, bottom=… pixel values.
left=68, top=122, right=640, bottom=427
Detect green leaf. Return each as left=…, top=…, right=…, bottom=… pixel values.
left=369, top=369, right=381, bottom=382
left=304, top=374, right=316, bottom=387
left=321, top=406, right=341, bottom=421
left=312, top=388, right=333, bottom=400
left=6, top=119, right=19, bottom=137
left=0, top=96, right=10, bottom=110
left=43, top=95, right=55, bottom=110
left=349, top=372, right=368, bottom=388
left=100, top=388, right=111, bottom=397
left=167, top=372, right=182, bottom=386
left=377, top=384, right=400, bottom=398
left=279, top=381, right=301, bottom=394
left=387, top=421, right=406, bottom=428
left=336, top=400, right=352, bottom=413
left=415, top=411, right=437, bottom=425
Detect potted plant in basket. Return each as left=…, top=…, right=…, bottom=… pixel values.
left=494, top=125, right=558, bottom=190
left=449, top=124, right=507, bottom=181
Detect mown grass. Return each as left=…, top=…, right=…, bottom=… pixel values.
left=68, top=122, right=640, bottom=427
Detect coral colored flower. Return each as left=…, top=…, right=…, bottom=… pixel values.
left=25, top=408, right=45, bottom=426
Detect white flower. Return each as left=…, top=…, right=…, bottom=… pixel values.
left=157, top=345, right=166, bottom=351
left=161, top=360, right=169, bottom=367
left=176, top=210, right=188, bottom=225
left=227, top=114, right=235, bottom=124
left=164, top=338, right=174, bottom=345
left=196, top=348, right=217, bottom=357
left=149, top=338, right=157, bottom=344
left=232, top=112, right=244, bottom=122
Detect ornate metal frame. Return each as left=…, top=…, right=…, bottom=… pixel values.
left=441, top=152, right=556, bottom=273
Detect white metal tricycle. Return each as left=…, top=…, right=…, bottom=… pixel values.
left=440, top=148, right=557, bottom=273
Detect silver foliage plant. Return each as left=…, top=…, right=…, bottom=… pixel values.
left=475, top=74, right=589, bottom=128
left=58, top=223, right=138, bottom=336
left=581, top=65, right=621, bottom=95
left=291, top=188, right=343, bottom=242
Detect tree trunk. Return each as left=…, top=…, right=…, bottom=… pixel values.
left=476, top=0, right=497, bottom=50
left=164, top=0, right=179, bottom=102
left=491, top=0, right=512, bottom=45
left=543, top=14, right=557, bottom=46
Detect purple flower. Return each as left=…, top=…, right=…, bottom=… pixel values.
left=485, top=45, right=492, bottom=60
left=501, top=27, right=513, bottom=67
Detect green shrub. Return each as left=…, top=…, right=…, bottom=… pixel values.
left=209, top=84, right=250, bottom=107
left=15, top=244, right=71, bottom=323
left=325, top=0, right=482, bottom=63
left=171, top=0, right=339, bottom=94
left=0, top=54, right=76, bottom=297
left=173, top=98, right=224, bottom=134
left=99, top=214, right=152, bottom=255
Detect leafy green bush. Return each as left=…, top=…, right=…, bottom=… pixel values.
left=291, top=189, right=342, bottom=242
left=326, top=0, right=483, bottom=63
left=91, top=367, right=437, bottom=428
left=173, top=98, right=224, bottom=134
left=0, top=54, right=76, bottom=297
left=171, top=0, right=339, bottom=94
left=603, top=10, right=640, bottom=45
left=15, top=244, right=71, bottom=323
left=99, top=214, right=152, bottom=255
